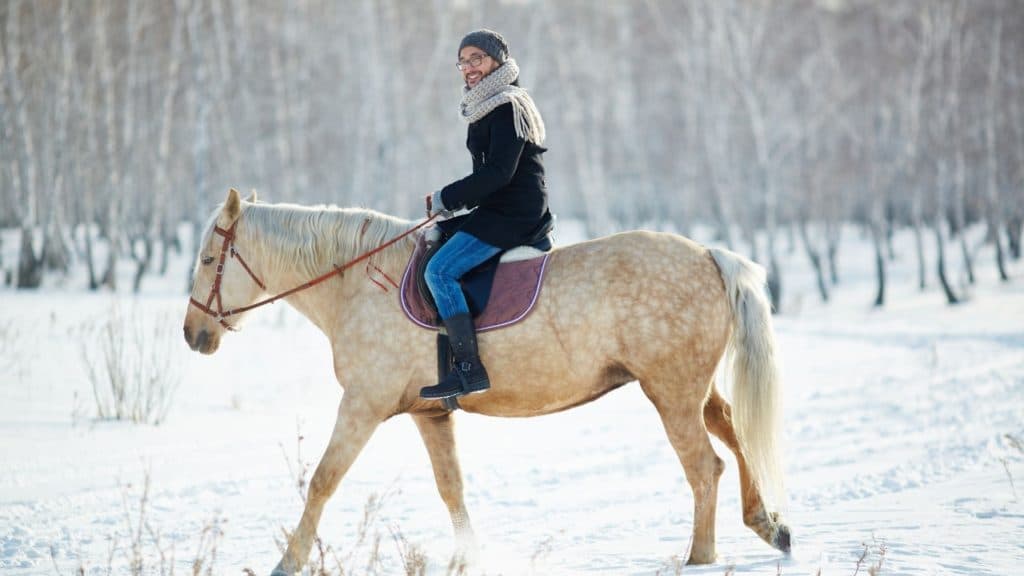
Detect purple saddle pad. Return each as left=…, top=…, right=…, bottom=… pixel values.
left=399, top=239, right=551, bottom=332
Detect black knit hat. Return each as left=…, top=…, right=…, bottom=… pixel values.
left=459, top=29, right=509, bottom=64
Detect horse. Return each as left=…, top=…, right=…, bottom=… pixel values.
left=182, top=188, right=791, bottom=575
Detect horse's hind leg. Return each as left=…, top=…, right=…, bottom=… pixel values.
left=704, top=388, right=786, bottom=549
left=412, top=414, right=477, bottom=559
left=641, top=379, right=724, bottom=565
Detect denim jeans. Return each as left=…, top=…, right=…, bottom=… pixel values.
left=424, top=231, right=502, bottom=321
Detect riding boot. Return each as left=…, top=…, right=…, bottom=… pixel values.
left=420, top=313, right=491, bottom=400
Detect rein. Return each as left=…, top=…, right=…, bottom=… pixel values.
left=189, top=214, right=438, bottom=330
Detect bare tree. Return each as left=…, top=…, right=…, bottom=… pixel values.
left=96, top=0, right=123, bottom=291
left=984, top=19, right=1010, bottom=282
left=925, top=2, right=961, bottom=305
left=905, top=7, right=932, bottom=292
left=40, top=0, right=75, bottom=276
left=5, top=0, right=43, bottom=288
left=1009, top=36, right=1024, bottom=261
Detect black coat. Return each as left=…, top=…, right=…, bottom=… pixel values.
left=438, top=102, right=553, bottom=250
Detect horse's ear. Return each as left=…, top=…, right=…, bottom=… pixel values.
left=246, top=189, right=258, bottom=203
left=224, top=187, right=242, bottom=220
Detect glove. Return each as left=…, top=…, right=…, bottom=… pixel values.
left=426, top=190, right=454, bottom=219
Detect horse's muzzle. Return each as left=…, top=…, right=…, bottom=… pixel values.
left=184, top=325, right=217, bottom=354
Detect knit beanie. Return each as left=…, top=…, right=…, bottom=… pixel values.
left=458, top=29, right=509, bottom=64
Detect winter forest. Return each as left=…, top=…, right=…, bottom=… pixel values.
left=2, top=0, right=1022, bottom=310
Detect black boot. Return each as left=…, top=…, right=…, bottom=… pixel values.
left=420, top=313, right=491, bottom=400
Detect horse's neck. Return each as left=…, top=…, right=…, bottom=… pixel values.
left=245, top=209, right=416, bottom=334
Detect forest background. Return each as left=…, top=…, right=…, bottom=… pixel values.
left=2, top=0, right=1021, bottom=311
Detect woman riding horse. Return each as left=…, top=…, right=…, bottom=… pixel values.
left=420, top=29, right=554, bottom=401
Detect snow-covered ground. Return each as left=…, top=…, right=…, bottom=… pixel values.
left=1, top=222, right=1022, bottom=575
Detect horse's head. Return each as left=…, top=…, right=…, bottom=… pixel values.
left=183, top=187, right=264, bottom=354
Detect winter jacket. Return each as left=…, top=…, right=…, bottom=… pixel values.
left=438, top=102, right=553, bottom=250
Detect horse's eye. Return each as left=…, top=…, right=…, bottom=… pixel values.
left=202, top=256, right=215, bottom=266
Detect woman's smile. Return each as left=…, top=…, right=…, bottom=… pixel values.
left=465, top=70, right=484, bottom=87
left=459, top=47, right=498, bottom=88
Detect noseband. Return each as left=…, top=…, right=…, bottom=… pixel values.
left=188, top=214, right=439, bottom=332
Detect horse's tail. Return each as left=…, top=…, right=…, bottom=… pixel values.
left=708, top=246, right=785, bottom=511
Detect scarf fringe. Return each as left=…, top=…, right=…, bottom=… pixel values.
left=461, top=59, right=546, bottom=146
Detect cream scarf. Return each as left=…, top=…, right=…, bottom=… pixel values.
left=460, top=58, right=546, bottom=145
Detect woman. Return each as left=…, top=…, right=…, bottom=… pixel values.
left=420, top=29, right=554, bottom=400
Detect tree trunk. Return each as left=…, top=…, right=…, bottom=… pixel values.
left=872, top=222, right=886, bottom=307
left=1008, top=217, right=1022, bottom=260
left=947, top=4, right=974, bottom=284
left=100, top=240, right=118, bottom=291
left=41, top=223, right=72, bottom=273
left=16, top=228, right=42, bottom=289
left=913, top=216, right=926, bottom=290
left=992, top=225, right=1009, bottom=282
left=826, top=219, right=840, bottom=285
left=7, top=0, right=41, bottom=288
left=935, top=224, right=959, bottom=305
left=957, top=225, right=975, bottom=284
left=886, top=210, right=896, bottom=261
left=0, top=235, right=7, bottom=287
left=97, top=0, right=121, bottom=292
left=84, top=225, right=99, bottom=291
left=159, top=221, right=180, bottom=276
left=132, top=235, right=154, bottom=294
left=985, top=22, right=1009, bottom=282
left=799, top=219, right=829, bottom=302
left=40, top=0, right=75, bottom=277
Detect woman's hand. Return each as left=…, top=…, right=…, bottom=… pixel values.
left=426, top=191, right=453, bottom=219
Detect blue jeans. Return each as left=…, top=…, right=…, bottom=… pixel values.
left=424, top=231, right=502, bottom=321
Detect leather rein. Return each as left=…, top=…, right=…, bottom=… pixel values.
left=189, top=214, right=439, bottom=331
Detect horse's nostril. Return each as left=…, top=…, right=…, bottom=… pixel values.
left=196, top=330, right=210, bottom=351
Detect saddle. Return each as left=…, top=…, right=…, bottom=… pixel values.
left=400, top=228, right=552, bottom=412
left=400, top=228, right=552, bottom=331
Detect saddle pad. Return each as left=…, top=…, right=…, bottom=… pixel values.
left=400, top=240, right=550, bottom=332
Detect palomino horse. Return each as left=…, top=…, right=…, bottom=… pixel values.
left=183, top=188, right=791, bottom=575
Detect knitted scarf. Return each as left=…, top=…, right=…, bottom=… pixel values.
left=460, top=58, right=546, bottom=146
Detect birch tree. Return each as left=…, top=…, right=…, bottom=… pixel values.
left=984, top=19, right=1010, bottom=282
left=5, top=0, right=43, bottom=288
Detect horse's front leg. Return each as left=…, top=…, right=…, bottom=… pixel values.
left=272, top=395, right=381, bottom=576
left=412, top=414, right=478, bottom=561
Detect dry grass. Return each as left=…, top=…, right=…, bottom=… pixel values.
left=853, top=536, right=887, bottom=576
left=77, top=303, right=182, bottom=425
left=52, top=470, right=224, bottom=575
left=1001, top=433, right=1024, bottom=501
left=0, top=317, right=25, bottom=382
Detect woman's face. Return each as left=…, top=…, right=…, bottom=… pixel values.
left=459, top=46, right=499, bottom=88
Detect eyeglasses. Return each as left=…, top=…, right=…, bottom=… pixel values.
left=456, top=53, right=490, bottom=71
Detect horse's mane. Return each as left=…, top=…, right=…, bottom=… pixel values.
left=236, top=202, right=417, bottom=277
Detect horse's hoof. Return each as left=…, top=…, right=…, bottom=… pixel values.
left=270, top=562, right=292, bottom=576
left=685, top=549, right=717, bottom=565
left=774, top=523, right=792, bottom=554
left=684, top=549, right=716, bottom=561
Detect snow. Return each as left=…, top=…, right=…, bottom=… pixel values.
left=1, top=223, right=1022, bottom=575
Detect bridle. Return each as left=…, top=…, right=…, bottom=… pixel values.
left=188, top=221, right=266, bottom=330
left=188, top=213, right=438, bottom=331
